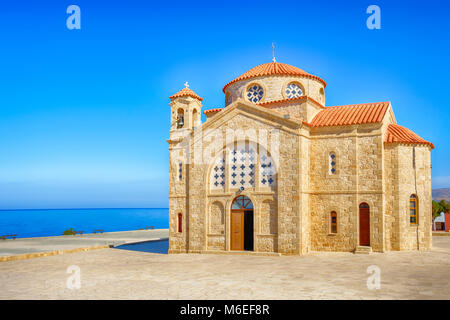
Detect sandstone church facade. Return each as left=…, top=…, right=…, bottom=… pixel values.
left=167, top=60, right=434, bottom=255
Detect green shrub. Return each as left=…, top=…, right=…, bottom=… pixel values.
left=62, top=228, right=75, bottom=235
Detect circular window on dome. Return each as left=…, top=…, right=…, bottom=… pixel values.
left=246, top=84, right=264, bottom=103
left=285, top=82, right=303, bottom=99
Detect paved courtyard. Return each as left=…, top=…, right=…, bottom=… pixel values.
left=0, top=236, right=449, bottom=300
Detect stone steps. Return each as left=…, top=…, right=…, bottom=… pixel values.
left=354, top=246, right=372, bottom=254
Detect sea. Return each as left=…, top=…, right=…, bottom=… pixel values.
left=0, top=208, right=169, bottom=239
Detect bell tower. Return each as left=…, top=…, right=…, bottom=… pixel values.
left=167, top=83, right=202, bottom=253
left=169, top=82, right=203, bottom=141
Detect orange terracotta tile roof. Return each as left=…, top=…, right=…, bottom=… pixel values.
left=203, top=108, right=223, bottom=114
left=223, top=62, right=326, bottom=92
left=169, top=87, right=203, bottom=101
left=308, top=101, right=390, bottom=127
left=385, top=124, right=434, bottom=149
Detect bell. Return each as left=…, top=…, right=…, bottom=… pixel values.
left=178, top=116, right=184, bottom=128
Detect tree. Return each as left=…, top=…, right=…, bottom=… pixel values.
left=432, top=200, right=443, bottom=221
left=432, top=200, right=450, bottom=222
left=443, top=200, right=450, bottom=214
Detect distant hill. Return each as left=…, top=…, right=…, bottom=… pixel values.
left=433, top=188, right=450, bottom=201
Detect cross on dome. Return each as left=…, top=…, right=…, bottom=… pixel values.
left=184, top=82, right=189, bottom=88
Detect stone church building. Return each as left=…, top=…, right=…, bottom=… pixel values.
left=167, top=60, right=434, bottom=255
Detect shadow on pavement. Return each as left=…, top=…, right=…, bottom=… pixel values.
left=114, top=239, right=169, bottom=254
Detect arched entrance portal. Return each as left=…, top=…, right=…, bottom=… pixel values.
left=231, top=195, right=254, bottom=251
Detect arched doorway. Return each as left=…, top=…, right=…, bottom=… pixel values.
left=359, top=203, right=370, bottom=246
left=231, top=195, right=254, bottom=251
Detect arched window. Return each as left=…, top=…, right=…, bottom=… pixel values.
left=329, top=153, right=337, bottom=175
left=210, top=141, right=277, bottom=192
left=330, top=211, right=337, bottom=233
left=246, top=84, right=264, bottom=103
left=178, top=213, right=182, bottom=233
left=177, top=108, right=184, bottom=129
left=231, top=195, right=254, bottom=209
left=319, top=87, right=325, bottom=104
left=410, top=194, right=418, bottom=224
left=285, top=82, right=303, bottom=99
left=192, top=109, right=198, bottom=129
left=178, top=162, right=182, bottom=181
left=359, top=203, right=370, bottom=209
left=225, top=92, right=232, bottom=106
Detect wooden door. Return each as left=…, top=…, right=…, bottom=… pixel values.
left=231, top=211, right=244, bottom=250
left=359, top=206, right=370, bottom=246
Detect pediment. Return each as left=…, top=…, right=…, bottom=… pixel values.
left=201, top=99, right=302, bottom=133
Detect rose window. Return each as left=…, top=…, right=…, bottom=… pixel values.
left=285, top=83, right=303, bottom=99
left=246, top=85, right=264, bottom=103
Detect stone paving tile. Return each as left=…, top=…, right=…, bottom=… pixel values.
left=0, top=236, right=449, bottom=300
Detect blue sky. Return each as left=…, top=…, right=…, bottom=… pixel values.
left=0, top=0, right=449, bottom=209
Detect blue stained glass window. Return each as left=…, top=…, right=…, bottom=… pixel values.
left=329, top=153, right=337, bottom=175
left=259, top=151, right=276, bottom=187
left=211, top=156, right=226, bottom=190
left=246, top=84, right=264, bottom=103
left=285, top=83, right=303, bottom=99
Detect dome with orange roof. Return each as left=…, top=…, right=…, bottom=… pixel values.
left=222, top=61, right=327, bottom=106
left=223, top=61, right=326, bottom=93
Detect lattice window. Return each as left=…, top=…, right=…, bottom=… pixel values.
left=178, top=162, right=183, bottom=181
left=210, top=156, right=226, bottom=190
left=229, top=146, right=256, bottom=189
left=329, top=153, right=337, bottom=175
left=285, top=82, right=303, bottom=99
left=246, top=84, right=264, bottom=103
left=209, top=143, right=277, bottom=191
left=260, top=153, right=276, bottom=187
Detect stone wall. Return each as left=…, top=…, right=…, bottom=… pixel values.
left=309, top=125, right=385, bottom=252
left=225, top=76, right=325, bottom=106
left=386, top=144, right=432, bottom=251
